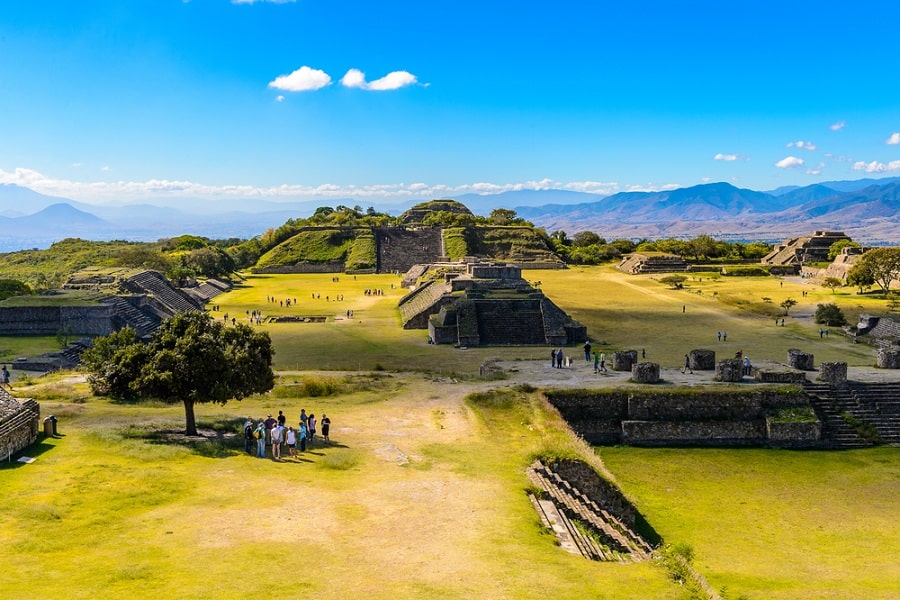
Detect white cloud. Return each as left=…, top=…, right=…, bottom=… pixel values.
left=713, top=153, right=738, bottom=161
left=100, top=165, right=111, bottom=172
left=275, top=95, right=284, bottom=103
left=0, top=166, right=622, bottom=204
left=786, top=140, right=817, bottom=151
left=852, top=160, right=900, bottom=173
left=268, top=66, right=331, bottom=92
left=829, top=121, right=845, bottom=131
left=340, top=68, right=418, bottom=91
left=775, top=156, right=804, bottom=169
left=886, top=132, right=900, bottom=145
left=806, top=162, right=826, bottom=176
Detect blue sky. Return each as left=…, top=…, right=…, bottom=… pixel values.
left=1, top=0, right=899, bottom=207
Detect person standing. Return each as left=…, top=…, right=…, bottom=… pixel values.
left=1, top=365, right=11, bottom=389
left=307, top=413, right=317, bottom=446
left=255, top=421, right=266, bottom=458
left=299, top=421, right=308, bottom=452
left=288, top=426, right=299, bottom=457
left=264, top=414, right=277, bottom=445
left=682, top=354, right=693, bottom=374
left=583, top=341, right=592, bottom=362
left=321, top=414, right=331, bottom=443
left=550, top=348, right=557, bottom=367
left=243, top=417, right=255, bottom=455
left=271, top=421, right=284, bottom=460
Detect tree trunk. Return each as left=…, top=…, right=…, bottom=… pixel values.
left=183, top=399, right=198, bottom=436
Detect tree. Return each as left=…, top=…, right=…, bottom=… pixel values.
left=81, top=326, right=148, bottom=397
left=488, top=208, right=518, bottom=225
left=847, top=261, right=875, bottom=294
left=815, top=303, right=846, bottom=326
left=827, top=239, right=861, bottom=261
left=780, top=298, right=798, bottom=315
left=855, top=248, right=900, bottom=294
left=821, top=277, right=843, bottom=294
left=659, top=274, right=687, bottom=289
left=0, top=279, right=32, bottom=301
left=571, top=231, right=603, bottom=247
left=84, top=313, right=275, bottom=435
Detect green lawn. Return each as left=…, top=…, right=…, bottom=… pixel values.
left=601, top=446, right=900, bottom=600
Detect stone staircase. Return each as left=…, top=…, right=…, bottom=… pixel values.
left=526, top=460, right=653, bottom=562
left=475, top=301, right=546, bottom=345
left=125, top=270, right=202, bottom=314
left=376, top=228, right=444, bottom=274
left=803, top=382, right=900, bottom=448
left=100, top=296, right=161, bottom=339
left=398, top=280, right=452, bottom=328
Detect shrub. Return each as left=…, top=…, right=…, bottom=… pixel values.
left=815, top=303, right=846, bottom=326
left=722, top=266, right=770, bottom=277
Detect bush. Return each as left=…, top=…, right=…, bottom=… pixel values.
left=815, top=303, right=846, bottom=326
left=722, top=266, right=770, bottom=277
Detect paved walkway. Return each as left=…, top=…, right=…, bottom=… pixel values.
left=496, top=358, right=900, bottom=389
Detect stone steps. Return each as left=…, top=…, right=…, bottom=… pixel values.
left=525, top=460, right=652, bottom=562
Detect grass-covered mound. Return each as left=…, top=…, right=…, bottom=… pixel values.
left=255, top=228, right=371, bottom=270
left=443, top=226, right=559, bottom=262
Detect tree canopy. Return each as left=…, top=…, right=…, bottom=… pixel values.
left=853, top=248, right=900, bottom=294
left=82, top=313, right=275, bottom=435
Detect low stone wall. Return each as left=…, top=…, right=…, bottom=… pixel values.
left=715, top=358, right=744, bottom=382
left=765, top=418, right=822, bottom=448
left=623, top=420, right=765, bottom=446
left=253, top=261, right=345, bottom=274
left=545, top=388, right=817, bottom=447
left=631, top=362, right=660, bottom=383
left=0, top=395, right=40, bottom=459
left=0, top=305, right=116, bottom=336
left=755, top=369, right=807, bottom=383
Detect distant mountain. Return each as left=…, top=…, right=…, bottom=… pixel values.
left=4, top=176, right=900, bottom=251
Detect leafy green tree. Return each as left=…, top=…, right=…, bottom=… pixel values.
left=659, top=274, right=687, bottom=289
left=81, top=326, right=148, bottom=397
left=488, top=208, right=519, bottom=225
left=84, top=314, right=275, bottom=435
left=815, top=303, right=846, bottom=326
left=847, top=260, right=875, bottom=294
left=827, top=239, right=862, bottom=261
left=855, top=248, right=900, bottom=294
left=571, top=231, right=603, bottom=247
left=821, top=277, right=843, bottom=294
left=780, top=297, right=798, bottom=315
left=0, top=279, right=32, bottom=301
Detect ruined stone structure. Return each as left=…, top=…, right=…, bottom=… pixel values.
left=818, top=362, right=848, bottom=386
left=876, top=348, right=900, bottom=369
left=715, top=358, right=744, bottom=382
left=399, top=261, right=586, bottom=347
left=819, top=246, right=865, bottom=281
left=0, top=270, right=224, bottom=366
left=612, top=350, right=638, bottom=372
left=617, top=252, right=689, bottom=274
left=804, top=381, right=900, bottom=448
left=545, top=388, right=817, bottom=447
left=788, top=349, right=815, bottom=371
left=855, top=314, right=900, bottom=350
left=689, top=349, right=716, bottom=370
left=761, top=231, right=850, bottom=266
left=0, top=388, right=39, bottom=460
left=631, top=362, right=660, bottom=384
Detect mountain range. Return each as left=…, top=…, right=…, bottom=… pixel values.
left=1, top=177, right=900, bottom=252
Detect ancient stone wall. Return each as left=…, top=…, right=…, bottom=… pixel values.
left=788, top=349, right=815, bottom=370
left=689, top=349, right=716, bottom=370
left=550, top=459, right=636, bottom=526
left=0, top=394, right=40, bottom=460
left=544, top=388, right=816, bottom=447
left=765, top=418, right=822, bottom=448
left=631, top=362, right=660, bottom=383
left=612, top=350, right=638, bottom=371
left=0, top=305, right=116, bottom=336
left=253, top=262, right=345, bottom=274
left=818, top=362, right=847, bottom=386
left=715, top=358, right=744, bottom=382
left=876, top=348, right=900, bottom=369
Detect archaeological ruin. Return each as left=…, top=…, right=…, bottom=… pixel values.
left=398, top=260, right=586, bottom=347
left=0, top=387, right=40, bottom=460
left=761, top=230, right=851, bottom=267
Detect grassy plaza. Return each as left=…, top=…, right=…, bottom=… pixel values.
left=2, top=267, right=898, bottom=599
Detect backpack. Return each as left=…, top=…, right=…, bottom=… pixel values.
left=253, top=429, right=261, bottom=439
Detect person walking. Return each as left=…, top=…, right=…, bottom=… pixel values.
left=682, top=354, right=693, bottom=374
left=593, top=350, right=600, bottom=373
left=598, top=351, right=607, bottom=373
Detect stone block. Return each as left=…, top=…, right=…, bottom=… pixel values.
left=787, top=349, right=815, bottom=371
left=612, top=350, right=638, bottom=372
left=631, top=362, right=660, bottom=384
left=689, top=349, right=715, bottom=370
left=715, top=358, right=744, bottom=382
left=818, top=361, right=847, bottom=385
left=876, top=348, right=900, bottom=369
